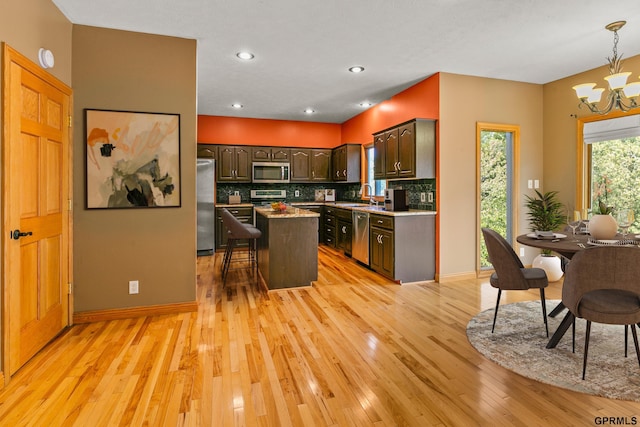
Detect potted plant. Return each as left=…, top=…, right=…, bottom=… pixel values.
left=524, top=190, right=565, bottom=281
left=589, top=175, right=618, bottom=240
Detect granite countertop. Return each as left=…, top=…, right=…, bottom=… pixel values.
left=255, top=206, right=320, bottom=219
left=218, top=201, right=436, bottom=216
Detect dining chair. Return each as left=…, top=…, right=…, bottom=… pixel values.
left=481, top=228, right=549, bottom=336
left=220, top=208, right=262, bottom=288
left=562, top=246, right=640, bottom=379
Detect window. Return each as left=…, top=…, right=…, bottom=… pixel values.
left=477, top=123, right=519, bottom=270
left=581, top=114, right=640, bottom=234
left=364, top=144, right=386, bottom=198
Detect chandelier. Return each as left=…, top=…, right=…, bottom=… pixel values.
left=573, top=21, right=640, bottom=114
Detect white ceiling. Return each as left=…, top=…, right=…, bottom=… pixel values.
left=52, top=0, right=640, bottom=123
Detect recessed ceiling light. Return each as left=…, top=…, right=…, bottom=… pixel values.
left=360, top=102, right=373, bottom=107
left=349, top=66, right=365, bottom=73
left=236, top=51, right=254, bottom=60
left=231, top=103, right=243, bottom=109
left=304, top=108, right=315, bottom=114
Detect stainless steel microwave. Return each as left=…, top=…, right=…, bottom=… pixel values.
left=252, top=162, right=290, bottom=183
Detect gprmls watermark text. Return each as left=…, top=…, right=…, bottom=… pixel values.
left=595, top=417, right=638, bottom=425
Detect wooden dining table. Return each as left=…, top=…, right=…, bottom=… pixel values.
left=516, top=232, right=597, bottom=349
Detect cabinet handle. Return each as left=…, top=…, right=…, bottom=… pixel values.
left=312, top=170, right=315, bottom=178
left=336, top=171, right=340, bottom=177
left=377, top=220, right=383, bottom=224
left=342, top=226, right=346, bottom=233
left=397, top=162, right=401, bottom=171
left=343, top=169, right=346, bottom=177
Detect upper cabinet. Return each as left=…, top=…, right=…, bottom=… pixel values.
left=251, top=146, right=290, bottom=162
left=217, top=146, right=251, bottom=182
left=197, top=144, right=217, bottom=159
left=332, top=144, right=360, bottom=183
left=373, top=119, right=436, bottom=180
left=290, top=148, right=332, bottom=182
left=311, top=149, right=332, bottom=181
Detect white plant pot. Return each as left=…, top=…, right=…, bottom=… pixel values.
left=533, top=254, right=563, bottom=282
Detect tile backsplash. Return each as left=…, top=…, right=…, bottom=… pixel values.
left=217, top=178, right=436, bottom=211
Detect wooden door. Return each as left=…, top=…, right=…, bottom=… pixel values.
left=2, top=44, right=72, bottom=376
left=397, top=122, right=416, bottom=178
left=217, top=146, right=235, bottom=181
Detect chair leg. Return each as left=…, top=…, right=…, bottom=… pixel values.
left=491, top=289, right=502, bottom=333
left=539, top=288, right=548, bottom=337
left=631, top=324, right=640, bottom=369
left=626, top=325, right=629, bottom=358
left=582, top=320, right=592, bottom=380
left=223, top=238, right=236, bottom=288
left=572, top=317, right=575, bottom=354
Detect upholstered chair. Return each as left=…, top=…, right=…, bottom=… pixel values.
left=562, top=246, right=640, bottom=379
left=220, top=208, right=262, bottom=287
left=481, top=228, right=549, bottom=336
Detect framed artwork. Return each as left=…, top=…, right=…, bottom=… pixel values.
left=85, top=109, right=181, bottom=209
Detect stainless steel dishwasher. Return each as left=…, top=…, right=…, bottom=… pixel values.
left=352, top=211, right=370, bottom=265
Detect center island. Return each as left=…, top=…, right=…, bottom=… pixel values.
left=254, top=206, right=320, bottom=290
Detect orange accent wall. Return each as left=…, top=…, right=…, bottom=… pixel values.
left=341, top=73, right=440, bottom=143
left=197, top=73, right=439, bottom=148
left=197, top=116, right=341, bottom=148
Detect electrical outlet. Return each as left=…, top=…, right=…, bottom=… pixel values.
left=520, top=247, right=525, bottom=257
left=295, top=190, right=300, bottom=197
left=234, top=191, right=239, bottom=196
left=528, top=179, right=533, bottom=189
left=534, top=179, right=540, bottom=189
left=428, top=192, right=433, bottom=203
left=129, top=280, right=139, bottom=294
left=420, top=192, right=426, bottom=202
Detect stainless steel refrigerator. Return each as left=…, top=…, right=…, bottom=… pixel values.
left=197, top=158, right=215, bottom=255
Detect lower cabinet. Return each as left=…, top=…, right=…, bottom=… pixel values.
left=369, top=213, right=435, bottom=283
left=294, top=204, right=323, bottom=242
left=336, top=209, right=352, bottom=256
left=323, top=207, right=337, bottom=247
left=215, top=206, right=253, bottom=250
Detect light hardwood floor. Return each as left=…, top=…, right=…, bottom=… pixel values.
left=1, top=245, right=640, bottom=426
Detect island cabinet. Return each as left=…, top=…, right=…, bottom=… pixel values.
left=373, top=119, right=436, bottom=180
left=290, top=148, right=332, bottom=182
left=251, top=146, right=290, bottom=162
left=332, top=144, right=360, bottom=182
left=215, top=206, right=253, bottom=250
left=335, top=208, right=352, bottom=256
left=217, top=146, right=251, bottom=182
left=369, top=213, right=435, bottom=283
left=255, top=208, right=319, bottom=289
left=293, top=204, right=323, bottom=242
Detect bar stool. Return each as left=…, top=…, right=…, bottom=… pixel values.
left=220, top=208, right=261, bottom=287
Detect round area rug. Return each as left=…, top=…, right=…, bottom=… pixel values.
left=467, top=300, right=640, bottom=402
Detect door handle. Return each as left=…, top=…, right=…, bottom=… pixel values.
left=11, top=229, right=32, bottom=240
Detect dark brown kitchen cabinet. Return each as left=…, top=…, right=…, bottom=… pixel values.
left=369, top=213, right=435, bottom=283
left=291, top=148, right=332, bottom=182
left=215, top=206, right=253, bottom=249
left=373, top=119, right=435, bottom=180
left=370, top=215, right=394, bottom=278
left=332, top=144, right=360, bottom=182
left=218, top=146, right=251, bottom=182
left=197, top=144, right=217, bottom=159
left=290, top=149, right=311, bottom=181
left=335, top=208, right=352, bottom=256
left=373, top=133, right=385, bottom=180
left=323, top=207, right=337, bottom=247
left=251, top=146, right=290, bottom=162
left=310, top=149, right=332, bottom=181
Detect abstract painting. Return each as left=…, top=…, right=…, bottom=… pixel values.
left=85, top=109, right=181, bottom=208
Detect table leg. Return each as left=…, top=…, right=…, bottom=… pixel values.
left=548, top=301, right=566, bottom=318
left=546, top=311, right=575, bottom=349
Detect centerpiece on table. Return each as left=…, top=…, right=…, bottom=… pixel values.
left=589, top=176, right=618, bottom=240
left=524, top=190, right=565, bottom=281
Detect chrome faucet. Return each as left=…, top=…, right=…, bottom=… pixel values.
left=362, top=183, right=376, bottom=205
